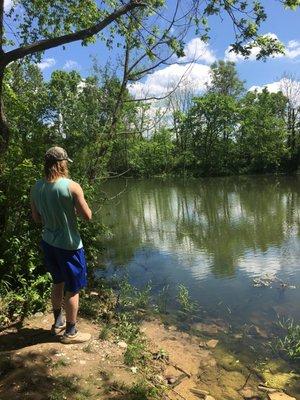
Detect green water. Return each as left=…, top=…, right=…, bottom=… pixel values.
left=96, top=175, right=300, bottom=331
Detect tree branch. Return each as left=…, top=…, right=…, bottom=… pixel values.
left=5, top=1, right=145, bottom=65
left=0, top=0, right=4, bottom=52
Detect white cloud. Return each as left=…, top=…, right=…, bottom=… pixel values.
left=63, top=60, right=81, bottom=71
left=128, top=63, right=211, bottom=99
left=239, top=251, right=282, bottom=277
left=37, top=58, right=56, bottom=71
left=285, top=40, right=300, bottom=59
left=179, top=38, right=216, bottom=64
left=249, top=77, right=300, bottom=107
left=4, top=0, right=13, bottom=12
left=288, top=40, right=299, bottom=49
left=225, top=33, right=300, bottom=62
left=249, top=81, right=281, bottom=93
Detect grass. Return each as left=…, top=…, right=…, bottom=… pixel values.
left=99, top=323, right=112, bottom=340
left=113, top=312, right=148, bottom=366
left=177, top=284, right=197, bottom=315
left=49, top=375, right=93, bottom=400
left=51, top=357, right=71, bottom=368
left=48, top=376, right=79, bottom=400
left=276, top=318, right=300, bottom=360
left=82, top=342, right=94, bottom=353
left=119, top=280, right=152, bottom=311
left=129, top=380, right=162, bottom=400
left=105, top=379, right=163, bottom=400
left=155, top=285, right=170, bottom=314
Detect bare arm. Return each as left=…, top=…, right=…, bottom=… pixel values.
left=69, top=181, right=92, bottom=221
left=30, top=188, right=42, bottom=224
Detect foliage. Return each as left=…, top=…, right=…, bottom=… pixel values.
left=0, top=54, right=298, bottom=326
left=154, top=285, right=170, bottom=314
left=177, top=284, right=197, bottom=314
left=0, top=153, right=52, bottom=325
left=128, top=129, right=175, bottom=177
left=79, top=280, right=117, bottom=322
left=128, top=380, right=162, bottom=400
left=179, top=93, right=241, bottom=175
left=209, top=60, right=245, bottom=98
left=107, top=379, right=163, bottom=400
left=276, top=318, right=300, bottom=360
left=237, top=89, right=288, bottom=173
left=113, top=312, right=148, bottom=366
left=0, top=65, right=109, bottom=325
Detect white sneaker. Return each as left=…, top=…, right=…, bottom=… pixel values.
left=61, top=331, right=91, bottom=344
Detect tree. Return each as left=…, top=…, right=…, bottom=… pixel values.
left=1, top=0, right=299, bottom=154
left=208, top=60, right=245, bottom=98
left=0, top=0, right=146, bottom=153
left=179, top=93, right=240, bottom=175
left=280, top=74, right=300, bottom=169
left=237, top=89, right=288, bottom=172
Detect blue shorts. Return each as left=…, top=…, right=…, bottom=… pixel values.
left=41, top=240, right=87, bottom=293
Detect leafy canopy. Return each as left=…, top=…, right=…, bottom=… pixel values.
left=2, top=0, right=300, bottom=63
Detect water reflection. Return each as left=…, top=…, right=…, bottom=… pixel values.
left=96, top=176, right=300, bottom=325
left=99, top=176, right=300, bottom=281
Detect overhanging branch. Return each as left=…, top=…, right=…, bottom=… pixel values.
left=5, top=1, right=146, bottom=65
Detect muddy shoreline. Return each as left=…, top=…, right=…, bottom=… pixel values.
left=0, top=311, right=299, bottom=400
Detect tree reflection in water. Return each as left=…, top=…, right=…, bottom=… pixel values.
left=97, top=176, right=300, bottom=323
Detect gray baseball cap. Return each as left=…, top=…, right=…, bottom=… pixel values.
left=45, top=146, right=73, bottom=163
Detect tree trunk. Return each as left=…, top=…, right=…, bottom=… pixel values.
left=0, top=67, right=9, bottom=154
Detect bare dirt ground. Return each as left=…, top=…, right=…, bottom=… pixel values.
left=0, top=314, right=299, bottom=400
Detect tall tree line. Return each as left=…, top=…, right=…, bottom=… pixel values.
left=1, top=0, right=300, bottom=325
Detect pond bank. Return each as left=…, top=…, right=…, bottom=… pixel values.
left=0, top=312, right=299, bottom=400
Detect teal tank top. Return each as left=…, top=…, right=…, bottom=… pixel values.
left=32, top=178, right=83, bottom=250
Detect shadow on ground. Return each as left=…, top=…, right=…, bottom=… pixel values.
left=0, top=327, right=59, bottom=351
left=0, top=350, right=83, bottom=400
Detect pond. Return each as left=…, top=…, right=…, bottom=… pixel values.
left=95, top=175, right=300, bottom=335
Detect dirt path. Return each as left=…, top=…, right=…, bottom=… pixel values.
left=0, top=314, right=299, bottom=400
left=0, top=314, right=136, bottom=400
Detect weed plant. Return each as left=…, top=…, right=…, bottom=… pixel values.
left=113, top=312, right=148, bottom=366
left=276, top=318, right=300, bottom=360
left=119, top=280, right=152, bottom=311
left=155, top=284, right=170, bottom=314
left=177, top=284, right=197, bottom=316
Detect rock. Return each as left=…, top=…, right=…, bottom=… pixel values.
left=198, top=357, right=217, bottom=368
left=166, top=375, right=176, bottom=384
left=79, top=360, right=86, bottom=365
left=268, top=393, right=296, bottom=400
left=190, top=388, right=210, bottom=397
left=258, top=385, right=278, bottom=393
left=117, top=341, right=127, bottom=349
left=54, top=352, right=65, bottom=357
left=261, top=371, right=296, bottom=389
left=247, top=325, right=268, bottom=338
left=193, top=322, right=221, bottom=334
left=239, top=387, right=258, bottom=399
left=234, top=333, right=243, bottom=339
left=206, top=339, right=219, bottom=349
left=34, top=312, right=44, bottom=317
left=199, top=339, right=219, bottom=349
left=168, top=325, right=177, bottom=331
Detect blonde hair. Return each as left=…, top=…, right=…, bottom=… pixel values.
left=44, top=159, right=69, bottom=181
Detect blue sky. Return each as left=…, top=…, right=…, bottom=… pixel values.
left=4, top=1, right=300, bottom=95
